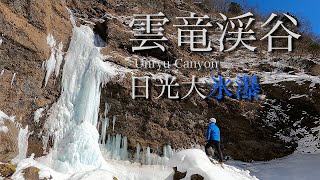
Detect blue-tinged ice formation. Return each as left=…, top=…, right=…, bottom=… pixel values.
left=42, top=20, right=119, bottom=172
left=101, top=133, right=175, bottom=165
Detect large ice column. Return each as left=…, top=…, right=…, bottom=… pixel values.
left=43, top=23, right=118, bottom=172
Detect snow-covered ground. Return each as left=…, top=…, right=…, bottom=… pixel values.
left=167, top=149, right=257, bottom=180
left=229, top=153, right=320, bottom=180
left=7, top=148, right=257, bottom=180
left=9, top=147, right=320, bottom=180
left=10, top=155, right=173, bottom=180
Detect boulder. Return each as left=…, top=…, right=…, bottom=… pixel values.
left=0, top=118, right=18, bottom=163
left=0, top=163, right=16, bottom=177
left=22, top=166, right=40, bottom=180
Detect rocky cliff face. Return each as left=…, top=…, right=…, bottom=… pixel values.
left=0, top=0, right=319, bottom=162
left=0, top=0, right=72, bottom=157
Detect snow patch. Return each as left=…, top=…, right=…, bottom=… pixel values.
left=289, top=94, right=309, bottom=100
left=0, top=110, right=10, bottom=133
left=167, top=149, right=257, bottom=180
left=0, top=124, right=8, bottom=133
left=11, top=156, right=69, bottom=180
left=0, top=110, right=15, bottom=122
left=296, top=123, right=320, bottom=154
left=260, top=72, right=320, bottom=85
left=34, top=108, right=44, bottom=124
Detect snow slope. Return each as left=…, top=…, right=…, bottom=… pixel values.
left=167, top=149, right=257, bottom=180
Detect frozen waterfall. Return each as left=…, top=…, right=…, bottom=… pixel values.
left=42, top=21, right=119, bottom=172
left=41, top=10, right=174, bottom=173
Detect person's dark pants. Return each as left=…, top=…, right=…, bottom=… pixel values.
left=205, top=140, right=223, bottom=162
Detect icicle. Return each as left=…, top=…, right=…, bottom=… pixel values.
left=112, top=115, right=116, bottom=132
left=121, top=136, right=128, bottom=160
left=106, top=134, right=112, bottom=151
left=135, top=143, right=141, bottom=163
left=101, top=117, right=108, bottom=144
left=145, top=146, right=151, bottom=165
left=100, top=103, right=110, bottom=142
left=104, top=103, right=111, bottom=118
left=10, top=73, right=16, bottom=88
left=98, top=114, right=102, bottom=143
left=112, top=134, right=122, bottom=160
left=106, top=117, right=109, bottom=130
left=111, top=134, right=116, bottom=153
left=163, top=145, right=167, bottom=158
left=166, top=145, right=173, bottom=159
left=161, top=145, right=172, bottom=165
left=44, top=34, right=56, bottom=87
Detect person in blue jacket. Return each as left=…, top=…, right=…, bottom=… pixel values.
left=205, top=117, right=224, bottom=163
